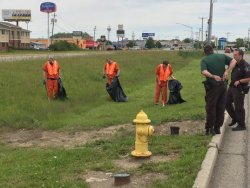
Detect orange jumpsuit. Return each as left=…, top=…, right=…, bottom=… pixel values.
left=154, top=64, right=173, bottom=105
left=43, top=60, right=60, bottom=100
left=104, top=62, right=119, bottom=85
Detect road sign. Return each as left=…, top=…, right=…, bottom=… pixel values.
left=142, top=33, right=155, bottom=38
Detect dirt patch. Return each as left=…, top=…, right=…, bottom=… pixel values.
left=155, top=120, right=205, bottom=136
left=80, top=171, right=166, bottom=188
left=114, top=153, right=178, bottom=170
left=0, top=120, right=204, bottom=148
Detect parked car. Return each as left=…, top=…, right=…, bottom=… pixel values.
left=106, top=45, right=115, bottom=50
left=130, top=46, right=141, bottom=50
left=239, top=47, right=246, bottom=52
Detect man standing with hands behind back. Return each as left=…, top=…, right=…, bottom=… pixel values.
left=226, top=49, right=250, bottom=131
left=201, top=45, right=236, bottom=135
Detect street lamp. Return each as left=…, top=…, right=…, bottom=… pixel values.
left=107, top=25, right=111, bottom=43
left=176, top=22, right=194, bottom=48
left=248, top=28, right=250, bottom=50
left=199, top=17, right=207, bottom=47
left=207, top=0, right=217, bottom=43
left=93, top=26, right=96, bottom=41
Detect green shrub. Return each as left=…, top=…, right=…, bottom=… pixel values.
left=49, top=41, right=81, bottom=51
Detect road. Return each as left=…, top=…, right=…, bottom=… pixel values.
left=0, top=51, right=113, bottom=62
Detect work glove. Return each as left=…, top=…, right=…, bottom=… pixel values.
left=102, top=74, right=106, bottom=79
left=43, top=80, right=46, bottom=85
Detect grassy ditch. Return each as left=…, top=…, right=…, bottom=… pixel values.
left=0, top=50, right=209, bottom=187
left=0, top=128, right=210, bottom=188
left=0, top=50, right=205, bottom=130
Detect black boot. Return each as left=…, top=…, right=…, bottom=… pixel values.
left=205, top=128, right=216, bottom=136
left=214, top=127, right=221, bottom=134
left=228, top=119, right=237, bottom=127
left=210, top=128, right=216, bottom=136
left=232, top=125, right=246, bottom=131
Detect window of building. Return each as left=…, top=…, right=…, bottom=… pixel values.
left=2, top=43, right=5, bottom=47
left=12, top=31, right=14, bottom=36
left=1, top=30, right=5, bottom=35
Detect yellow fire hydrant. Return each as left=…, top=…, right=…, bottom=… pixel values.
left=131, top=110, right=154, bottom=157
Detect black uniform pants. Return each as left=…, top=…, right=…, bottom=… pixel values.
left=226, top=87, right=245, bottom=126
left=204, top=84, right=227, bottom=129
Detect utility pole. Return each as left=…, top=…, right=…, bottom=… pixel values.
left=93, top=26, right=96, bottom=41
left=51, top=13, right=57, bottom=45
left=132, top=32, right=135, bottom=42
left=107, top=25, right=111, bottom=43
left=207, top=0, right=216, bottom=43
left=226, top=32, right=230, bottom=43
left=248, top=28, right=250, bottom=50
left=199, top=17, right=207, bottom=47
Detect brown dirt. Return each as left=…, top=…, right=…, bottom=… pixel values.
left=0, top=120, right=204, bottom=187
left=80, top=171, right=167, bottom=188
left=0, top=120, right=204, bottom=148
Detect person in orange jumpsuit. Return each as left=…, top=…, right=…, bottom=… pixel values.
left=103, top=58, right=120, bottom=85
left=154, top=60, right=175, bottom=106
left=43, top=57, right=60, bottom=101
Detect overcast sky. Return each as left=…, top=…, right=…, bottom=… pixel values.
left=1, top=0, right=250, bottom=42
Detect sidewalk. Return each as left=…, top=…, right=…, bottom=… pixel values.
left=208, top=93, right=249, bottom=188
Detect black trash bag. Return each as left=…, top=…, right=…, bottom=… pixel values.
left=57, top=77, right=68, bottom=100
left=106, top=77, right=128, bottom=102
left=167, top=79, right=186, bottom=104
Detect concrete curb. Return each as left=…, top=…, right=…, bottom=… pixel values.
left=192, top=113, right=230, bottom=188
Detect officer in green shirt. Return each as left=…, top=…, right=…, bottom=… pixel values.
left=201, top=45, right=236, bottom=135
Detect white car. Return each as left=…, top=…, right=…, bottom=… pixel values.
left=239, top=47, right=246, bottom=52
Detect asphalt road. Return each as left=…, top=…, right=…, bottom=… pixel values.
left=0, top=51, right=113, bottom=62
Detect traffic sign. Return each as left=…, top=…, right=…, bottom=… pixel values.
left=142, top=33, right=155, bottom=38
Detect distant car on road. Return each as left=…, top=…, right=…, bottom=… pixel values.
left=130, top=46, right=141, bottom=50
left=106, top=45, right=115, bottom=50
left=239, top=47, right=246, bottom=52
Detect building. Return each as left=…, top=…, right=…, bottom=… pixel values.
left=0, top=22, right=30, bottom=50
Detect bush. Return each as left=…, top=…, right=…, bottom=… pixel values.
left=49, top=41, right=81, bottom=51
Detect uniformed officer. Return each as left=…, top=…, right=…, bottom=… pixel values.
left=226, top=49, right=250, bottom=131
left=201, top=45, right=236, bottom=135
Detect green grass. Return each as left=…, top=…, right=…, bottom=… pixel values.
left=0, top=129, right=210, bottom=188
left=0, top=50, right=210, bottom=187
left=0, top=50, right=205, bottom=130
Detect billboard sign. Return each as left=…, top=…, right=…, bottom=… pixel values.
left=142, top=33, right=155, bottom=38
left=118, top=24, right=123, bottom=30
left=117, top=30, right=125, bottom=38
left=72, top=31, right=83, bottom=37
left=100, top=35, right=106, bottom=42
left=2, top=9, right=31, bottom=21
left=40, top=2, right=57, bottom=13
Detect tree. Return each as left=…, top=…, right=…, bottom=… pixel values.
left=52, top=32, right=73, bottom=38
left=126, top=41, right=137, bottom=48
left=49, top=41, right=81, bottom=51
left=183, top=38, right=191, bottom=43
left=236, top=38, right=244, bottom=48
left=145, top=37, right=155, bottom=49
left=155, top=41, right=162, bottom=48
